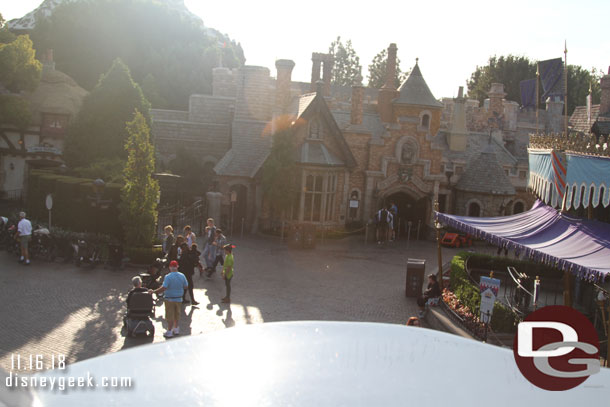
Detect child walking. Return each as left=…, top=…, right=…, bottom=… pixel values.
left=221, top=244, right=234, bottom=303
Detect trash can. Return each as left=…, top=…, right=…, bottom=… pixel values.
left=406, top=258, right=426, bottom=297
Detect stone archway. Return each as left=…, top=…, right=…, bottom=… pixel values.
left=377, top=186, right=429, bottom=240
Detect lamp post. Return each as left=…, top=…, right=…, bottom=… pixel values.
left=434, top=200, right=444, bottom=290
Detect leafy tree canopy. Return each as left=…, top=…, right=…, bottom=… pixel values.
left=328, top=36, right=362, bottom=86
left=120, top=109, right=159, bottom=247
left=367, top=47, right=408, bottom=89
left=467, top=55, right=601, bottom=115
left=0, top=94, right=32, bottom=129
left=63, top=58, right=150, bottom=168
left=0, top=12, right=17, bottom=43
left=0, top=34, right=42, bottom=92
left=30, top=0, right=245, bottom=109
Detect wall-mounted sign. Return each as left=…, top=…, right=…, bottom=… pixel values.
left=349, top=200, right=359, bottom=208
left=27, top=145, right=62, bottom=155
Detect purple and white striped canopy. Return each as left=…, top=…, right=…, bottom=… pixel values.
left=436, top=200, right=610, bottom=282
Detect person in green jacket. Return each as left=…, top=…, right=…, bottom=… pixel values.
left=221, top=244, right=234, bottom=303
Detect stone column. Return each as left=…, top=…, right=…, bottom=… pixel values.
left=206, top=191, right=223, bottom=226
left=275, top=59, right=295, bottom=112
left=351, top=85, right=364, bottom=125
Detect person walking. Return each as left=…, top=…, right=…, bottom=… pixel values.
left=207, top=229, right=227, bottom=277
left=167, top=235, right=184, bottom=262
left=178, top=242, right=199, bottom=305
left=389, top=201, right=398, bottom=241
left=375, top=207, right=390, bottom=244
left=162, top=225, right=175, bottom=257
left=221, top=244, right=234, bottom=303
left=17, top=212, right=32, bottom=265
left=149, top=260, right=188, bottom=338
left=202, top=218, right=217, bottom=272
left=184, top=225, right=196, bottom=247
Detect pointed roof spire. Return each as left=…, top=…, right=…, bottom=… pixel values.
left=393, top=59, right=442, bottom=108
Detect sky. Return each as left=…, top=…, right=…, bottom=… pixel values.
left=2, top=0, right=610, bottom=99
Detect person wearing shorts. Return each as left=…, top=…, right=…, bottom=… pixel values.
left=150, top=260, right=188, bottom=338
left=17, top=212, right=32, bottom=265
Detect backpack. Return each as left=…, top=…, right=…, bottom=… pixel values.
left=378, top=209, right=388, bottom=225
left=126, top=318, right=154, bottom=337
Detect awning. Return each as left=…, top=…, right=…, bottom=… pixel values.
left=528, top=148, right=610, bottom=209
left=435, top=200, right=610, bottom=283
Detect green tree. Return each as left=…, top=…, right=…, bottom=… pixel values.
left=30, top=0, right=245, bottom=109
left=466, top=55, right=535, bottom=105
left=367, top=47, right=408, bottom=89
left=0, top=95, right=32, bottom=129
left=0, top=35, right=42, bottom=92
left=140, top=73, right=167, bottom=109
left=0, top=30, right=40, bottom=131
left=63, top=58, right=151, bottom=168
left=466, top=55, right=601, bottom=115
left=120, top=110, right=159, bottom=247
left=328, top=36, right=363, bottom=86
left=262, top=124, right=298, bottom=217
left=0, top=12, right=17, bottom=43
left=567, top=65, right=602, bottom=115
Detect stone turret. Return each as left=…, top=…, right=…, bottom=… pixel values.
left=234, top=66, right=271, bottom=122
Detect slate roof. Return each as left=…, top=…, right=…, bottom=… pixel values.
left=331, top=111, right=386, bottom=143
left=393, top=63, right=443, bottom=108
left=298, top=142, right=344, bottom=166
left=593, top=115, right=610, bottom=136
left=434, top=131, right=519, bottom=166
left=455, top=143, right=516, bottom=195
left=286, top=92, right=317, bottom=118
left=213, top=120, right=271, bottom=177
left=569, top=104, right=600, bottom=133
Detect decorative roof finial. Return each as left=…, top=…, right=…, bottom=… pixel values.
left=415, top=57, right=419, bottom=65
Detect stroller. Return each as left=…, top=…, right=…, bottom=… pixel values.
left=123, top=291, right=155, bottom=338
left=139, top=258, right=166, bottom=301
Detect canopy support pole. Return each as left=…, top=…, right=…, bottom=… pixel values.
left=563, top=271, right=573, bottom=308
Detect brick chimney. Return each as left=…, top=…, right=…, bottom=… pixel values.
left=310, top=53, right=323, bottom=92
left=322, top=54, right=333, bottom=97
left=377, top=43, right=399, bottom=123
left=351, top=85, right=364, bottom=125
left=275, top=59, right=295, bottom=111
left=600, top=66, right=610, bottom=116
left=382, top=43, right=397, bottom=89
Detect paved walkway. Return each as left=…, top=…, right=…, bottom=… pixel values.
left=0, top=234, right=480, bottom=371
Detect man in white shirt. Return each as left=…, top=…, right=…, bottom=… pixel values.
left=17, top=211, right=32, bottom=265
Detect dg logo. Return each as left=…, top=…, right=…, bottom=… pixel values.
left=513, top=305, right=600, bottom=391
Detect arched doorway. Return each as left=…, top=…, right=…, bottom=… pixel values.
left=229, top=184, right=248, bottom=235
left=381, top=191, right=428, bottom=240
left=468, top=201, right=481, bottom=217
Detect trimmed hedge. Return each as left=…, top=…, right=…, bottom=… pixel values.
left=450, top=254, right=518, bottom=333
left=465, top=252, right=559, bottom=280
left=125, top=246, right=163, bottom=265
left=27, top=170, right=123, bottom=238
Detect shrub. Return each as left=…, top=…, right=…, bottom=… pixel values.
left=449, top=253, right=518, bottom=333
left=125, top=246, right=162, bottom=265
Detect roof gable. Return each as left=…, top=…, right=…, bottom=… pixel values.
left=295, top=93, right=357, bottom=168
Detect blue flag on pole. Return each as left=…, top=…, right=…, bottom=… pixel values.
left=539, top=58, right=564, bottom=101
left=519, top=78, right=537, bottom=108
